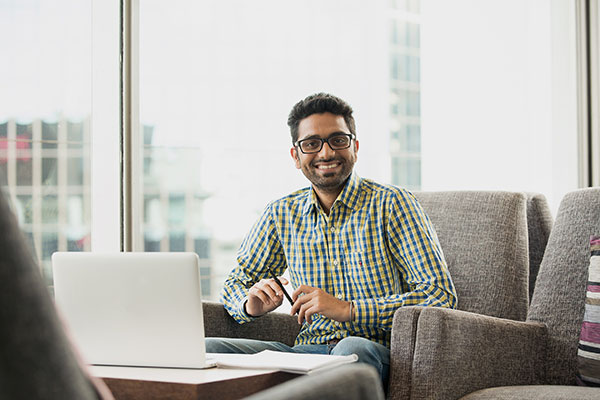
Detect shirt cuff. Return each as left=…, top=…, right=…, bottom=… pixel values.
left=350, top=298, right=379, bottom=328
left=236, top=297, right=259, bottom=323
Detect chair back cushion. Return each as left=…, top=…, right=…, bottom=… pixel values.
left=414, top=191, right=529, bottom=320
left=525, top=192, right=553, bottom=302
left=528, top=188, right=600, bottom=384
left=203, top=301, right=300, bottom=346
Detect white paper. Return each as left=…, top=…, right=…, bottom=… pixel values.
left=213, top=350, right=358, bottom=374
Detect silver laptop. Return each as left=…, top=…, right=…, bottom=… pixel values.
left=52, top=252, right=216, bottom=369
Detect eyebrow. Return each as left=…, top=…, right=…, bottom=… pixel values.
left=300, top=131, right=348, bottom=141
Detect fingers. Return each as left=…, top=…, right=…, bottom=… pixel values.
left=290, top=287, right=308, bottom=316
left=291, top=285, right=313, bottom=302
left=249, top=279, right=284, bottom=306
left=298, top=302, right=318, bottom=325
left=291, top=288, right=317, bottom=324
left=288, top=287, right=349, bottom=324
left=263, top=279, right=285, bottom=303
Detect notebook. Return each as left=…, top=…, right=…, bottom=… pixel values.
left=52, top=252, right=216, bottom=369
left=214, top=350, right=358, bottom=374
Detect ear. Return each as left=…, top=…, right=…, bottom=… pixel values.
left=290, top=147, right=301, bottom=169
left=354, top=139, right=359, bottom=154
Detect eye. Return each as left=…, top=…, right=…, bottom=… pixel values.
left=302, top=139, right=321, bottom=149
left=330, top=136, right=349, bottom=146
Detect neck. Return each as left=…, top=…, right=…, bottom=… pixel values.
left=313, top=187, right=342, bottom=215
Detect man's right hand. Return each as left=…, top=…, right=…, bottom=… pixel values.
left=245, top=277, right=289, bottom=317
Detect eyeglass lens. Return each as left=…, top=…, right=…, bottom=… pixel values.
left=299, top=135, right=351, bottom=153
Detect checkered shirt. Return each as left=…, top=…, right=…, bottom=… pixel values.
left=220, top=173, right=457, bottom=347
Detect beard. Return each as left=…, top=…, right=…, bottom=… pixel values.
left=300, top=156, right=355, bottom=194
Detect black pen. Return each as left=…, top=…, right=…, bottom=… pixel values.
left=268, top=268, right=294, bottom=306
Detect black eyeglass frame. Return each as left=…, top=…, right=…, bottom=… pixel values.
left=293, top=133, right=356, bottom=154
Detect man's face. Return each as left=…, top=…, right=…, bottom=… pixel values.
left=290, top=112, right=359, bottom=194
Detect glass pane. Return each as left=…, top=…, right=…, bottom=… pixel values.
left=420, top=1, right=578, bottom=212
left=42, top=121, right=58, bottom=149
left=168, top=231, right=186, bottom=252
left=0, top=1, right=93, bottom=285
left=67, top=157, right=84, bottom=186
left=42, top=157, right=58, bottom=185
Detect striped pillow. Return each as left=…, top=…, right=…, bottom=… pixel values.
left=578, top=235, right=600, bottom=386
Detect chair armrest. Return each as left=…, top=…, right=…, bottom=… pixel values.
left=388, top=306, right=424, bottom=399
left=409, top=307, right=547, bottom=400
left=202, top=301, right=301, bottom=346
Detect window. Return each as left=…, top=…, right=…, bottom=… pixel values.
left=420, top=0, right=579, bottom=214
left=0, top=0, right=584, bottom=303
left=0, top=0, right=92, bottom=286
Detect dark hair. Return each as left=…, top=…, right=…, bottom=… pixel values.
left=287, top=93, right=356, bottom=143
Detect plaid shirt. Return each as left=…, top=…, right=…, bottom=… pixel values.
left=220, top=173, right=457, bottom=347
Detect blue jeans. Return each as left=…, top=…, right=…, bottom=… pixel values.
left=206, top=336, right=390, bottom=387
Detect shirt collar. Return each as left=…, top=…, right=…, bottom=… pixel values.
left=302, top=172, right=362, bottom=215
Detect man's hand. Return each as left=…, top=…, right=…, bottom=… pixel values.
left=290, top=285, right=352, bottom=325
left=245, top=277, right=289, bottom=317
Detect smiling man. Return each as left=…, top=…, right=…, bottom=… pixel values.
left=206, top=93, right=457, bottom=386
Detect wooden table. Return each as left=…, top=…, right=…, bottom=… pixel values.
left=91, top=365, right=300, bottom=400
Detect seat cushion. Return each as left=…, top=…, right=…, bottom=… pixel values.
left=577, top=235, right=600, bottom=386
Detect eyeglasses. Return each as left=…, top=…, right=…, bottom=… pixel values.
left=294, top=133, right=356, bottom=154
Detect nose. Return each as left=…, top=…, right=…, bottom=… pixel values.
left=317, top=140, right=336, bottom=158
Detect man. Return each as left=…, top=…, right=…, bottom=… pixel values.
left=206, top=93, right=457, bottom=386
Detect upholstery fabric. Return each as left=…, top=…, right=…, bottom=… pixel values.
left=203, top=301, right=300, bottom=346
left=242, top=363, right=385, bottom=400
left=401, top=188, right=600, bottom=400
left=460, top=385, right=600, bottom=399
left=528, top=188, right=600, bottom=385
left=577, top=235, right=600, bottom=386
left=389, top=307, right=423, bottom=399
left=0, top=191, right=109, bottom=399
left=413, top=191, right=529, bottom=320
left=525, top=193, right=553, bottom=302
left=408, top=307, right=547, bottom=400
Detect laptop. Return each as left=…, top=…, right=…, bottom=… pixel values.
left=52, top=252, right=216, bottom=369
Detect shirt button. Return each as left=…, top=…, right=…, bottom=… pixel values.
left=337, top=294, right=343, bottom=299
left=330, top=227, right=336, bottom=233
left=333, top=259, right=338, bottom=266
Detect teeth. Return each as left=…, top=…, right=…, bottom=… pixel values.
left=318, top=164, right=339, bottom=169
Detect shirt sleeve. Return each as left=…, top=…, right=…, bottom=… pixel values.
left=219, top=203, right=288, bottom=324
left=348, top=189, right=458, bottom=331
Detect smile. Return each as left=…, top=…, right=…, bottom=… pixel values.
left=316, top=162, right=341, bottom=170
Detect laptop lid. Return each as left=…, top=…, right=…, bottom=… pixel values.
left=52, top=252, right=211, bottom=369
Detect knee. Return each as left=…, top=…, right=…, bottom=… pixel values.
left=332, top=337, right=390, bottom=388
left=332, top=337, right=380, bottom=360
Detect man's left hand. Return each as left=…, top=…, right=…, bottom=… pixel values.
left=290, top=285, right=352, bottom=325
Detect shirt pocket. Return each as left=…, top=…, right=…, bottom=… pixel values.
left=345, top=251, right=392, bottom=299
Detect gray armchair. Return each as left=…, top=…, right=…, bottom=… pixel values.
left=243, top=363, right=385, bottom=400
left=204, top=191, right=543, bottom=399
left=0, top=190, right=112, bottom=399
left=399, top=188, right=600, bottom=400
